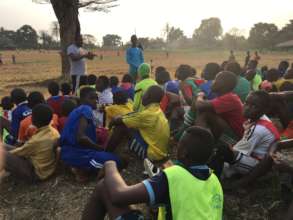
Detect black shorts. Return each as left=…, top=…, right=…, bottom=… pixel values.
left=115, top=210, right=144, bottom=220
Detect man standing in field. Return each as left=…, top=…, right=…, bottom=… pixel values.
left=126, top=35, right=144, bottom=81
left=67, top=35, right=95, bottom=93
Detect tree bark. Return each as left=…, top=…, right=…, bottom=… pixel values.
left=50, top=0, right=81, bottom=79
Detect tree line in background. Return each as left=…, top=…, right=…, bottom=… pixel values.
left=1, top=17, right=293, bottom=51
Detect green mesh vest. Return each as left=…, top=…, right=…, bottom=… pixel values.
left=158, top=165, right=223, bottom=220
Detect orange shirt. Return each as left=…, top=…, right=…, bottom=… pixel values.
left=18, top=114, right=59, bottom=143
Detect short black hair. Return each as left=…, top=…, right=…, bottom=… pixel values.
left=113, top=91, right=128, bottom=105
left=279, top=61, right=290, bottom=71
left=145, top=85, right=164, bottom=104
left=48, top=81, right=60, bottom=96
left=110, top=76, right=119, bottom=87
left=266, top=68, right=280, bottom=82
left=1, top=96, right=13, bottom=110
left=122, top=74, right=133, bottom=83
left=80, top=87, right=96, bottom=100
left=88, top=74, right=97, bottom=85
left=32, top=104, right=53, bottom=128
left=61, top=99, right=77, bottom=117
left=155, top=66, right=166, bottom=75
left=155, top=70, right=171, bottom=85
left=249, top=60, right=258, bottom=69
left=97, top=75, right=110, bottom=88
left=226, top=62, right=242, bottom=76
left=250, top=90, right=271, bottom=111
left=203, top=63, right=220, bottom=80
left=176, top=65, right=193, bottom=80
left=10, top=88, right=27, bottom=104
left=61, top=82, right=72, bottom=96
left=28, top=91, right=45, bottom=109
left=216, top=71, right=238, bottom=92
left=180, top=126, right=215, bottom=164
left=79, top=75, right=88, bottom=87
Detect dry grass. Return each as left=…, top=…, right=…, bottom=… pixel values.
left=0, top=50, right=293, bottom=219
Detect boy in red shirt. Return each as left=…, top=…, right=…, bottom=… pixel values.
left=195, top=71, right=245, bottom=141
left=47, top=81, right=65, bottom=117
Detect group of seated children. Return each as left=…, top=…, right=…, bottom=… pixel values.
left=1, top=58, right=293, bottom=219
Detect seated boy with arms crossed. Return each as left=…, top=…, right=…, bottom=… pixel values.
left=82, top=126, right=223, bottom=220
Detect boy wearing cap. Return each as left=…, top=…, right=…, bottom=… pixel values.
left=133, top=63, right=158, bottom=111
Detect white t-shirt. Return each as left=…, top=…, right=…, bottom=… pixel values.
left=67, top=44, right=87, bottom=76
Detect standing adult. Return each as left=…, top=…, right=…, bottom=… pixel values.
left=67, top=35, right=95, bottom=93
left=126, top=35, right=144, bottom=82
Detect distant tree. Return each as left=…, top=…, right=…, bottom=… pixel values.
left=0, top=35, right=16, bottom=50
left=34, top=0, right=118, bottom=78
left=223, top=28, right=247, bottom=50
left=168, top=27, right=184, bottom=43
left=16, top=25, right=38, bottom=49
left=193, top=17, right=223, bottom=48
left=0, top=27, right=17, bottom=48
left=39, top=30, right=54, bottom=49
left=83, top=34, right=97, bottom=48
left=248, top=22, right=278, bottom=49
left=148, top=38, right=165, bottom=49
left=277, top=20, right=293, bottom=44
left=102, top=34, right=121, bottom=48
left=50, top=21, right=60, bottom=42
left=138, top=37, right=150, bottom=49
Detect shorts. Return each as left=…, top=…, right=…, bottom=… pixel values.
left=129, top=131, right=148, bottom=159
left=115, top=210, right=144, bottom=220
left=61, top=146, right=121, bottom=170
left=5, top=151, right=39, bottom=183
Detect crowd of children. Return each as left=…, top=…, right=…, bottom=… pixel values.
left=1, top=56, right=293, bottom=219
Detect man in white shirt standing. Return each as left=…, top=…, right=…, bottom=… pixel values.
left=67, top=35, right=95, bottom=93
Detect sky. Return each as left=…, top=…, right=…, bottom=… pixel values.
left=0, top=0, right=292, bottom=44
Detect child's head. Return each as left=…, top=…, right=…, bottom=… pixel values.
left=177, top=126, right=214, bottom=166
left=61, top=82, right=72, bottom=96
left=28, top=91, right=45, bottom=109
left=211, top=71, right=237, bottom=94
left=48, top=81, right=60, bottom=96
left=61, top=99, right=77, bottom=117
left=32, top=104, right=53, bottom=128
left=203, top=63, right=220, bottom=80
left=175, top=65, right=193, bottom=81
left=80, top=87, right=97, bottom=109
left=79, top=75, right=88, bottom=87
left=155, top=70, right=171, bottom=85
left=261, top=65, right=268, bottom=74
left=266, top=68, right=280, bottom=82
left=247, top=60, right=258, bottom=70
left=155, top=66, right=166, bottom=76
left=245, top=69, right=256, bottom=81
left=142, top=85, right=164, bottom=107
left=243, top=91, right=270, bottom=121
left=1, top=96, right=13, bottom=110
left=113, top=91, right=128, bottom=105
left=138, top=63, right=151, bottom=80
left=88, top=74, right=97, bottom=86
left=225, top=62, right=242, bottom=76
left=110, top=76, right=119, bottom=88
left=10, top=88, right=27, bottom=105
left=122, top=74, right=133, bottom=84
left=278, top=61, right=289, bottom=73
left=96, top=75, right=110, bottom=92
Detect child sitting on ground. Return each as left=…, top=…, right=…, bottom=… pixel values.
left=96, top=75, right=113, bottom=105
left=47, top=81, right=65, bottom=117
left=105, top=91, right=133, bottom=127
left=0, top=97, right=13, bottom=141
left=246, top=60, right=262, bottom=91
left=133, top=63, right=158, bottom=111
left=58, top=99, right=78, bottom=132
left=60, top=87, right=121, bottom=182
left=0, top=104, right=60, bottom=183
left=110, top=76, right=122, bottom=94
left=0, top=88, right=31, bottom=145
left=61, top=82, right=72, bottom=97
left=120, top=74, right=135, bottom=100
left=18, top=91, right=59, bottom=144
left=82, top=126, right=223, bottom=220
left=107, top=85, right=170, bottom=162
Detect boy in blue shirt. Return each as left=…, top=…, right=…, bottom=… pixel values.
left=126, top=35, right=144, bottom=81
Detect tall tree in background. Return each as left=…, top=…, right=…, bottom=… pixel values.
left=102, top=34, right=122, bottom=48
left=223, top=28, right=247, bottom=50
left=34, top=0, right=118, bottom=78
left=193, top=17, right=223, bottom=48
left=248, top=23, right=278, bottom=49
left=83, top=34, right=97, bottom=48
left=39, top=30, right=54, bottom=49
left=168, top=27, right=184, bottom=43
left=16, top=25, right=38, bottom=49
left=277, top=20, right=293, bottom=43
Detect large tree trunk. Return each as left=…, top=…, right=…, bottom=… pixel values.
left=50, top=0, right=80, bottom=79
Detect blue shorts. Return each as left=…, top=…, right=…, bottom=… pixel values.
left=61, top=146, right=121, bottom=170
left=129, top=131, right=148, bottom=159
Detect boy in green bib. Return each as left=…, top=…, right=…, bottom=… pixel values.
left=82, top=126, right=223, bottom=220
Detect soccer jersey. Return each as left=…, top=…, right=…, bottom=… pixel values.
left=105, top=102, right=133, bottom=127
left=47, top=96, right=66, bottom=117
left=11, top=102, right=31, bottom=140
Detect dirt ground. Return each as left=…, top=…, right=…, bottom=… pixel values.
left=0, top=49, right=292, bottom=219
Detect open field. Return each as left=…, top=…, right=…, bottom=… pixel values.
left=0, top=50, right=293, bottom=219
left=0, top=49, right=292, bottom=97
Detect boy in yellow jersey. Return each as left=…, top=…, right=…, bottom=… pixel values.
left=107, top=85, right=169, bottom=161
left=82, top=126, right=223, bottom=220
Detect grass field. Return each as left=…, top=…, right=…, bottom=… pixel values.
left=0, top=49, right=292, bottom=97
left=0, top=50, right=293, bottom=219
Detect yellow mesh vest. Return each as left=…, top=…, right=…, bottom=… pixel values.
left=158, top=165, right=223, bottom=220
